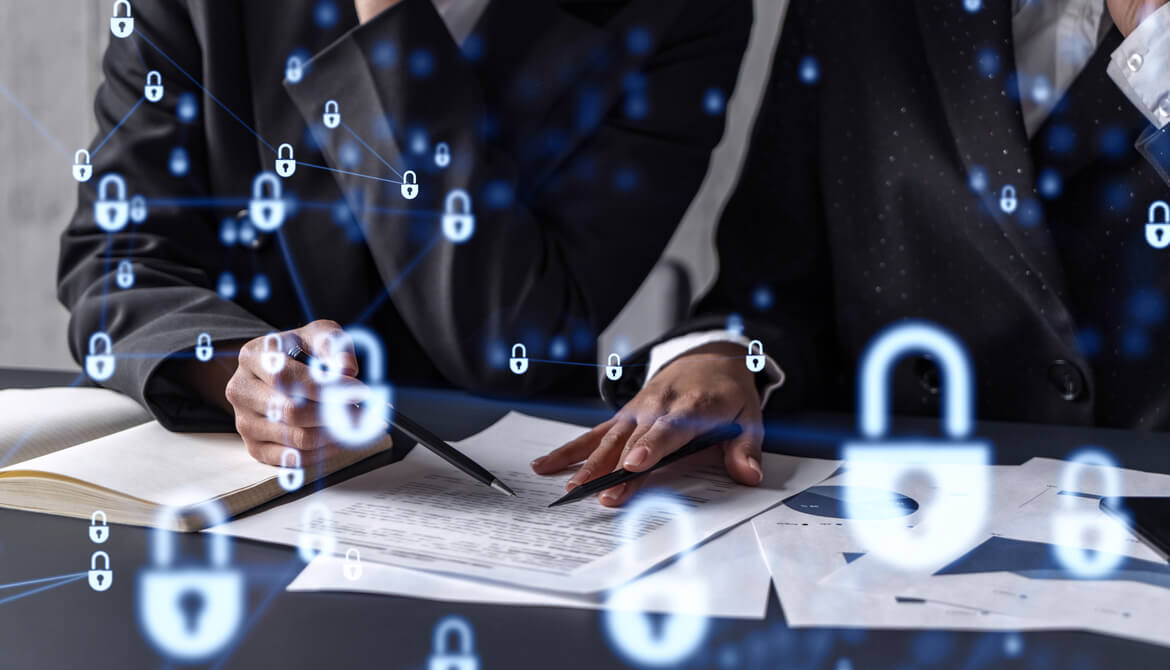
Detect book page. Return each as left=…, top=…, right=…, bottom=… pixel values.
left=215, top=412, right=840, bottom=594
left=0, top=387, right=151, bottom=466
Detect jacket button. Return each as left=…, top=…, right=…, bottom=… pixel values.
left=914, top=356, right=941, bottom=394
left=1047, top=360, right=1085, bottom=401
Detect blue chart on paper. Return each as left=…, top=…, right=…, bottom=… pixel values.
left=936, top=536, right=1170, bottom=590
left=782, top=485, right=919, bottom=520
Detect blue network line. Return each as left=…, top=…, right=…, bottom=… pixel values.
left=341, top=121, right=404, bottom=180
left=93, top=96, right=147, bottom=157
left=0, top=571, right=89, bottom=592
left=296, top=161, right=403, bottom=185
left=0, top=573, right=87, bottom=607
left=0, top=78, right=71, bottom=159
left=146, top=197, right=250, bottom=209
left=355, top=233, right=443, bottom=325
left=275, top=229, right=315, bottom=323
left=136, top=30, right=277, bottom=154
left=207, top=558, right=304, bottom=670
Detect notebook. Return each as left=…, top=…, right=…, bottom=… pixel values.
left=0, top=387, right=390, bottom=531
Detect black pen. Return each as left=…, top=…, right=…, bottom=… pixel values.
left=287, top=345, right=516, bottom=497
left=547, top=424, right=744, bottom=507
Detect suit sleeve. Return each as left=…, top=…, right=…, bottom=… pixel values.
left=285, top=0, right=753, bottom=395
left=602, top=4, right=840, bottom=413
left=57, top=1, right=273, bottom=432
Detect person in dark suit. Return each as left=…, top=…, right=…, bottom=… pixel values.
left=532, top=0, right=1170, bottom=506
left=58, top=0, right=752, bottom=465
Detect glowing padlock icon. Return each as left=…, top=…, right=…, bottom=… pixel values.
left=278, top=448, right=304, bottom=492
left=1053, top=449, right=1127, bottom=578
left=509, top=344, right=528, bottom=375
left=1146, top=201, right=1170, bottom=249
left=116, top=259, right=135, bottom=289
left=745, top=340, right=766, bottom=373
left=260, top=333, right=285, bottom=375
left=275, top=143, right=296, bottom=178
left=428, top=616, right=479, bottom=670
left=194, top=333, right=214, bottom=362
left=249, top=172, right=286, bottom=232
left=297, top=503, right=337, bottom=563
left=401, top=170, right=419, bottom=200
left=73, top=150, right=92, bottom=183
left=323, top=100, right=341, bottom=129
left=86, top=332, right=116, bottom=382
left=89, top=551, right=113, bottom=592
left=434, top=142, right=451, bottom=168
left=605, top=353, right=623, bottom=381
left=110, top=0, right=134, bottom=38
left=129, top=195, right=148, bottom=224
left=286, top=55, right=304, bottom=84
left=999, top=185, right=1018, bottom=214
left=321, top=328, right=391, bottom=446
left=90, top=510, right=110, bottom=544
left=94, top=174, right=130, bottom=232
left=145, top=71, right=164, bottom=103
left=442, top=189, right=475, bottom=244
left=343, top=548, right=362, bottom=581
left=841, top=321, right=990, bottom=570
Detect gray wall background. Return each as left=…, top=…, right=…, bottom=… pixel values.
left=0, top=1, right=785, bottom=372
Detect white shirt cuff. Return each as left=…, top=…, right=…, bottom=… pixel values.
left=645, top=330, right=786, bottom=407
left=1108, top=2, right=1170, bottom=128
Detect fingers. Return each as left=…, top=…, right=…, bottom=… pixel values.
left=530, top=418, right=614, bottom=474
left=244, top=441, right=345, bottom=467
left=722, top=412, right=765, bottom=486
left=224, top=375, right=328, bottom=427
left=235, top=411, right=335, bottom=451
left=299, top=320, right=358, bottom=378
left=570, top=417, right=637, bottom=490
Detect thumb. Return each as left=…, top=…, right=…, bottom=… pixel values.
left=722, top=428, right=763, bottom=486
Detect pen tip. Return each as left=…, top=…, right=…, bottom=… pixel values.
left=490, top=479, right=516, bottom=497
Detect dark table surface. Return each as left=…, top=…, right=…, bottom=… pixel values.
left=0, top=368, right=1167, bottom=670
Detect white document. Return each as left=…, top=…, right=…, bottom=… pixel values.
left=215, top=412, right=840, bottom=593
left=289, top=522, right=772, bottom=619
left=0, top=387, right=150, bottom=463
left=751, top=473, right=1045, bottom=632
left=881, top=458, right=1170, bottom=646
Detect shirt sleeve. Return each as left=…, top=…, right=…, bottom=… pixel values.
left=644, top=330, right=786, bottom=405
left=1108, top=2, right=1170, bottom=128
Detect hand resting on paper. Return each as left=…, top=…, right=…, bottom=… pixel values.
left=530, top=342, right=765, bottom=507
left=224, top=320, right=372, bottom=467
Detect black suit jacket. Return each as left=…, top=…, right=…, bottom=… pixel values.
left=607, top=0, right=1170, bottom=431
left=58, top=0, right=751, bottom=430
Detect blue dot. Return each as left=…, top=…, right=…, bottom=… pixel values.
left=623, top=72, right=647, bottom=93
left=409, top=50, right=434, bottom=78
left=1121, top=328, right=1149, bottom=358
left=726, top=313, right=745, bottom=334
left=338, top=141, right=361, bottom=169
left=1129, top=288, right=1167, bottom=325
left=573, top=327, right=594, bottom=352
left=462, top=33, right=484, bottom=61
left=217, top=272, right=237, bottom=300
left=251, top=274, right=271, bottom=303
left=752, top=285, right=774, bottom=311
left=575, top=86, right=605, bottom=132
left=483, top=180, right=514, bottom=210
left=238, top=221, right=255, bottom=247
left=550, top=336, right=569, bottom=360
left=1076, top=327, right=1102, bottom=357
left=301, top=126, right=321, bottom=151
left=1016, top=198, right=1042, bottom=227
left=1031, top=75, right=1052, bottom=103
left=625, top=95, right=649, bottom=120
left=176, top=93, right=199, bottom=123
left=407, top=127, right=429, bottom=155
left=1046, top=124, right=1077, bottom=155
left=704, top=88, right=726, bottom=115
left=614, top=168, right=639, bottom=192
left=799, top=56, right=819, bottom=85
left=975, top=47, right=999, bottom=76
left=1038, top=168, right=1062, bottom=199
left=964, top=0, right=982, bottom=12
left=1099, top=125, right=1128, bottom=158
left=219, top=218, right=238, bottom=247
left=627, top=27, right=652, bottom=55
left=968, top=165, right=988, bottom=192
left=314, top=1, right=338, bottom=28
left=370, top=40, right=398, bottom=69
left=168, top=147, right=189, bottom=177
left=375, top=115, right=396, bottom=141
left=477, top=113, right=500, bottom=141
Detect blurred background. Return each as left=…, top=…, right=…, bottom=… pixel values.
left=0, top=0, right=785, bottom=371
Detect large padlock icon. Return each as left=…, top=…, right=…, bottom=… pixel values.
left=249, top=172, right=286, bottom=232
left=95, top=174, right=130, bottom=232
left=434, top=142, right=451, bottom=169
left=605, top=353, right=623, bottom=381
left=129, top=195, right=148, bottom=224
left=110, top=0, right=134, bottom=38
left=428, top=616, right=479, bottom=670
left=509, top=344, right=528, bottom=375
left=841, top=321, right=990, bottom=570
left=401, top=170, right=420, bottom=200
left=86, top=332, right=116, bottom=382
left=1146, top=200, right=1170, bottom=249
left=89, top=551, right=113, bottom=592
left=297, top=503, right=337, bottom=562
left=343, top=548, right=362, bottom=581
left=73, top=149, right=93, bottom=183
left=321, top=328, right=392, bottom=446
left=604, top=492, right=709, bottom=667
left=745, top=340, right=766, bottom=373
left=116, top=259, right=135, bottom=289
left=1053, top=449, right=1126, bottom=577
left=999, top=185, right=1017, bottom=214
left=323, top=100, right=341, bottom=129
left=308, top=332, right=346, bottom=385
left=195, top=333, right=214, bottom=362
left=442, top=189, right=475, bottom=243
left=278, top=448, right=304, bottom=492
left=145, top=70, right=164, bottom=103
left=138, top=502, right=244, bottom=663
left=260, top=333, right=286, bottom=375
left=286, top=55, right=304, bottom=84
left=90, top=510, right=110, bottom=544
left=275, top=143, right=297, bottom=178
left=266, top=396, right=284, bottom=423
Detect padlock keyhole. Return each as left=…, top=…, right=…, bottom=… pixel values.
left=179, top=589, right=206, bottom=632
left=94, top=573, right=105, bottom=585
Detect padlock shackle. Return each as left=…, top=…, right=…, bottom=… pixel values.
left=75, top=149, right=91, bottom=164
left=511, top=343, right=526, bottom=358
left=151, top=499, right=231, bottom=567
left=345, top=548, right=360, bottom=561
left=92, top=510, right=107, bottom=524
left=1001, top=185, right=1015, bottom=197
left=98, top=174, right=127, bottom=201
left=263, top=333, right=283, bottom=351
left=403, top=170, right=417, bottom=185
left=281, top=447, right=302, bottom=468
left=89, top=332, right=112, bottom=355
left=253, top=171, right=282, bottom=198
left=747, top=339, right=764, bottom=356
left=197, top=333, right=212, bottom=347
left=445, top=189, right=471, bottom=213
left=1059, top=448, right=1121, bottom=503
left=146, top=71, right=161, bottom=86
left=341, top=327, right=385, bottom=383
left=113, top=0, right=132, bottom=17
left=91, top=550, right=111, bottom=570
left=277, top=143, right=295, bottom=160
left=857, top=321, right=973, bottom=440
left=1150, top=200, right=1170, bottom=223
left=608, top=353, right=621, bottom=366
left=325, top=100, right=339, bottom=114
left=432, top=616, right=475, bottom=656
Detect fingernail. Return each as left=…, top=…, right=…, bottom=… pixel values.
left=530, top=456, right=546, bottom=469
left=600, top=483, right=627, bottom=504
left=566, top=469, right=590, bottom=490
left=623, top=447, right=649, bottom=469
left=747, top=456, right=763, bottom=484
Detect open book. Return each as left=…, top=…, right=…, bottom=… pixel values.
left=0, top=387, right=390, bottom=531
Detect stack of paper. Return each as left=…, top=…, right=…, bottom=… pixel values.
left=751, top=456, right=1170, bottom=646
left=214, top=412, right=841, bottom=617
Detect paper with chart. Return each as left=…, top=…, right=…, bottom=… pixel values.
left=867, top=458, right=1170, bottom=646
left=215, top=412, right=840, bottom=593
left=289, top=521, right=772, bottom=619
left=751, top=470, right=1046, bottom=632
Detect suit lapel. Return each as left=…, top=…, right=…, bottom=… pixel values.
left=915, top=0, right=1070, bottom=296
